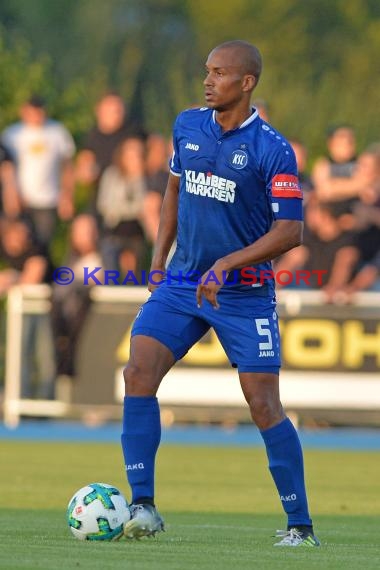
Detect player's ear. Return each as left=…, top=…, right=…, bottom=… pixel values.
left=242, top=74, right=256, bottom=92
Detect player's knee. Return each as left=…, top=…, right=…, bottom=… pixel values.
left=123, top=358, right=161, bottom=396
left=123, top=362, right=133, bottom=387
left=248, top=397, right=283, bottom=430
left=123, top=362, right=148, bottom=394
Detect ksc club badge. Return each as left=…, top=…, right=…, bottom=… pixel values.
left=230, top=149, right=248, bottom=169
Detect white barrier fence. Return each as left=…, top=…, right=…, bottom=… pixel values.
left=3, top=285, right=380, bottom=428
left=4, top=285, right=70, bottom=427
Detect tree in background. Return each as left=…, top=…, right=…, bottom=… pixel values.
left=0, top=0, right=379, bottom=155
left=186, top=0, right=380, bottom=156
left=0, top=30, right=49, bottom=130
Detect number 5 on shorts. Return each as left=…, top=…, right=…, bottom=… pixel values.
left=255, top=318, right=273, bottom=350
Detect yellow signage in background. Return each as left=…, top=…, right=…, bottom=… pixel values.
left=281, top=320, right=340, bottom=368
left=116, top=318, right=380, bottom=371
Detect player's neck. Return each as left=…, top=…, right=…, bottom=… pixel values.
left=215, top=105, right=253, bottom=132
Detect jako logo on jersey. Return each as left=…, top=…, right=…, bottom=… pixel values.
left=271, top=174, right=303, bottom=199
left=230, top=149, right=248, bottom=169
left=280, top=494, right=297, bottom=502
left=126, top=463, right=144, bottom=471
left=185, top=170, right=236, bottom=203
left=185, top=142, right=200, bottom=151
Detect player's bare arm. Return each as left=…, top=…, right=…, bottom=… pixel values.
left=148, top=173, right=179, bottom=292
left=196, top=220, right=302, bottom=308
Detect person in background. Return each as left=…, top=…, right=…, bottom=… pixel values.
left=312, top=125, right=358, bottom=209
left=289, top=138, right=313, bottom=203
left=76, top=92, right=146, bottom=210
left=96, top=137, right=147, bottom=275
left=292, top=125, right=360, bottom=293
left=143, top=134, right=170, bottom=244
left=2, top=96, right=75, bottom=249
left=321, top=143, right=380, bottom=301
left=274, top=194, right=358, bottom=291
left=0, top=142, right=21, bottom=218
left=252, top=98, right=270, bottom=122
left=0, top=217, right=56, bottom=399
left=342, top=252, right=380, bottom=297
left=51, top=214, right=102, bottom=377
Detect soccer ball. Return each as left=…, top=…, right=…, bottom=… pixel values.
left=67, top=483, right=130, bottom=541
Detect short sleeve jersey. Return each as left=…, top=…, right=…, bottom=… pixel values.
left=168, top=107, right=303, bottom=293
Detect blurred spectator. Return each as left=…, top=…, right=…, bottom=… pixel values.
left=321, top=143, right=380, bottom=301
left=143, top=133, right=169, bottom=243
left=146, top=134, right=169, bottom=197
left=312, top=125, right=359, bottom=211
left=2, top=96, right=75, bottom=248
left=289, top=138, right=314, bottom=203
left=0, top=142, right=21, bottom=218
left=0, top=217, right=56, bottom=399
left=76, top=92, right=146, bottom=208
left=286, top=124, right=361, bottom=295
left=342, top=252, right=380, bottom=297
left=51, top=214, right=102, bottom=377
left=96, top=137, right=147, bottom=274
left=274, top=195, right=358, bottom=291
left=252, top=98, right=270, bottom=122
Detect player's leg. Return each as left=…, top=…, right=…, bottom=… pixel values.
left=122, top=334, right=174, bottom=505
left=122, top=335, right=174, bottom=538
left=208, top=294, right=319, bottom=546
left=239, top=371, right=319, bottom=546
left=122, top=285, right=210, bottom=538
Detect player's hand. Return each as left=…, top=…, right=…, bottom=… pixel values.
left=148, top=266, right=165, bottom=293
left=196, top=263, right=228, bottom=309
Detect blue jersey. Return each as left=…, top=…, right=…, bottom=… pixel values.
left=168, top=107, right=303, bottom=293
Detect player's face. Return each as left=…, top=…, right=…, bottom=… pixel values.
left=204, top=48, right=247, bottom=111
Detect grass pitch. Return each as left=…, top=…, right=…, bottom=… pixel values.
left=1, top=440, right=380, bottom=569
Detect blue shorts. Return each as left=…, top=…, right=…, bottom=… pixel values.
left=132, top=283, right=281, bottom=373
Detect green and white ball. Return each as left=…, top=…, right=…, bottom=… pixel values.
left=67, top=483, right=130, bottom=541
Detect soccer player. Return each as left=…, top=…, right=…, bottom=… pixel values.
left=121, top=40, right=320, bottom=547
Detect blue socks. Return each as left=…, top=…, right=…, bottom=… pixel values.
left=260, top=417, right=312, bottom=527
left=121, top=400, right=311, bottom=526
left=121, top=396, right=161, bottom=504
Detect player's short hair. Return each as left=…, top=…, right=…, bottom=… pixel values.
left=213, top=40, right=263, bottom=82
